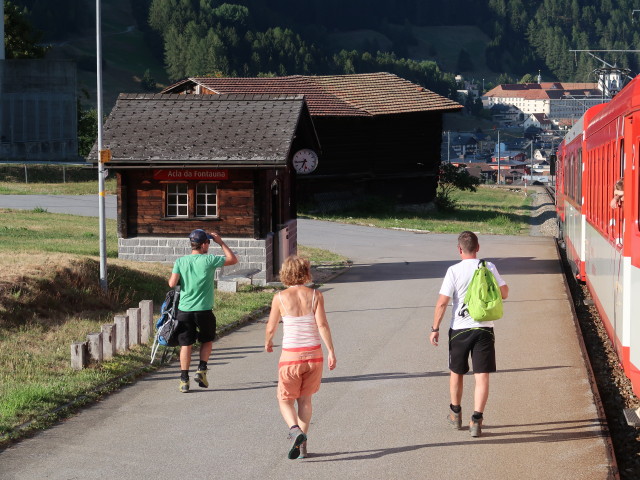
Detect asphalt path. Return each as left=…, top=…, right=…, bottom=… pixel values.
left=0, top=205, right=613, bottom=478
left=0, top=194, right=117, bottom=218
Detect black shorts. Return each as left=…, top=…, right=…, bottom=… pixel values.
left=175, top=309, right=217, bottom=346
left=448, top=328, right=496, bottom=375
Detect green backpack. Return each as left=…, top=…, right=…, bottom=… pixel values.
left=464, top=259, right=503, bottom=322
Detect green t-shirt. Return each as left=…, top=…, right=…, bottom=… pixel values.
left=172, top=254, right=226, bottom=311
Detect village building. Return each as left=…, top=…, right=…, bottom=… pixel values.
left=88, top=93, right=320, bottom=286
left=161, top=72, right=461, bottom=207
left=523, top=113, right=553, bottom=131
left=482, top=82, right=606, bottom=124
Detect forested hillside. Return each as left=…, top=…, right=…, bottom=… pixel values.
left=12, top=0, right=640, bottom=97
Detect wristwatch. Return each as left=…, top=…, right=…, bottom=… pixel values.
left=431, top=326, right=439, bottom=332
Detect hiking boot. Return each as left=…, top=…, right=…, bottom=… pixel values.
left=447, top=409, right=462, bottom=430
left=470, top=417, right=483, bottom=437
left=287, top=426, right=307, bottom=460
left=297, top=441, right=307, bottom=459
left=179, top=379, right=190, bottom=393
left=194, top=369, right=209, bottom=388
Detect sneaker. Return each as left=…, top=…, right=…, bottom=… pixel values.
left=194, top=370, right=209, bottom=388
left=470, top=417, right=483, bottom=437
left=287, top=426, right=307, bottom=460
left=179, top=379, right=190, bottom=393
left=297, top=441, right=307, bottom=459
left=447, top=409, right=462, bottom=430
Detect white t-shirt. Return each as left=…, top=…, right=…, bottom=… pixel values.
left=439, top=258, right=506, bottom=330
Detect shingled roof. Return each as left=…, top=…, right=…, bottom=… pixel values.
left=484, top=82, right=601, bottom=100
left=88, top=94, right=317, bottom=167
left=162, top=73, right=461, bottom=116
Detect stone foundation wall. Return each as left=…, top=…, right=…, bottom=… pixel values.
left=118, top=235, right=275, bottom=285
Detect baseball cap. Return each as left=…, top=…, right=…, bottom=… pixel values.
left=188, top=229, right=213, bottom=244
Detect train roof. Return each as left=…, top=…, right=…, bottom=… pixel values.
left=562, top=115, right=584, bottom=146
left=587, top=74, right=640, bottom=133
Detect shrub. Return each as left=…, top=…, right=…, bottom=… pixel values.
left=436, top=162, right=480, bottom=211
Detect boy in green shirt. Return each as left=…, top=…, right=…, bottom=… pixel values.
left=168, top=229, right=238, bottom=392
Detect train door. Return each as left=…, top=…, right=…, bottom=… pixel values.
left=624, top=113, right=640, bottom=390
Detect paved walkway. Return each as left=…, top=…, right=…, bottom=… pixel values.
left=0, top=194, right=117, bottom=218
left=0, top=220, right=615, bottom=479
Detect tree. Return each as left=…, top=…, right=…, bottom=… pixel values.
left=456, top=48, right=474, bottom=73
left=77, top=98, right=97, bottom=159
left=140, top=69, right=156, bottom=91
left=4, top=1, right=48, bottom=59
left=519, top=73, right=535, bottom=83
left=496, top=72, right=515, bottom=85
left=436, top=162, right=481, bottom=211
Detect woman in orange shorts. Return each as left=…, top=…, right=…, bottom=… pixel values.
left=265, top=255, right=337, bottom=460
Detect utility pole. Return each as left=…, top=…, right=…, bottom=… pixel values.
left=497, top=130, right=501, bottom=184
left=530, top=139, right=534, bottom=185
left=96, top=0, right=108, bottom=292
left=551, top=136, right=556, bottom=186
left=0, top=0, right=5, bottom=60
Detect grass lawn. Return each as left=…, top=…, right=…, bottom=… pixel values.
left=302, top=185, right=532, bottom=236
left=0, top=164, right=117, bottom=195
left=0, top=180, right=117, bottom=195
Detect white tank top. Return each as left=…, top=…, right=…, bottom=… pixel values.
left=279, top=290, right=321, bottom=350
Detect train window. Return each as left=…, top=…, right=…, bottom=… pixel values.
left=564, top=157, right=571, bottom=198
left=568, top=154, right=573, bottom=201
left=607, top=143, right=612, bottom=238
left=598, top=146, right=603, bottom=230
left=620, top=139, right=625, bottom=178
left=577, top=148, right=582, bottom=203
left=592, top=149, right=596, bottom=225
left=572, top=153, right=577, bottom=201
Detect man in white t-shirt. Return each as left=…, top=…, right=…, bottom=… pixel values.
left=429, top=231, right=508, bottom=438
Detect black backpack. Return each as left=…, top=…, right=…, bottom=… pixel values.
left=150, top=288, right=180, bottom=363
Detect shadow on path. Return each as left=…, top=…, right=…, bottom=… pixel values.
left=305, top=419, right=605, bottom=462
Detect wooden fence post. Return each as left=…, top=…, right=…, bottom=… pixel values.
left=71, top=342, right=88, bottom=370
left=114, top=315, right=129, bottom=352
left=139, top=300, right=154, bottom=344
left=101, top=324, right=116, bottom=360
left=127, top=307, right=142, bottom=347
left=87, top=332, right=103, bottom=363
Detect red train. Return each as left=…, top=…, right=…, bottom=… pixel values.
left=557, top=75, right=640, bottom=396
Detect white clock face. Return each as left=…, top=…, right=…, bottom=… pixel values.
left=292, top=149, right=318, bottom=174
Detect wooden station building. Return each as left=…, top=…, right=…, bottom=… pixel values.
left=162, top=72, right=462, bottom=206
left=89, top=93, right=320, bottom=284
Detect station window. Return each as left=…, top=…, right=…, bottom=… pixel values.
left=166, top=183, right=188, bottom=217
left=196, top=183, right=217, bottom=217
left=165, top=182, right=220, bottom=218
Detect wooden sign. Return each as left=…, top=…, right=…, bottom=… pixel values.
left=153, top=169, right=228, bottom=180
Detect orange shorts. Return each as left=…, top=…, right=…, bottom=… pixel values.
left=277, top=346, right=324, bottom=400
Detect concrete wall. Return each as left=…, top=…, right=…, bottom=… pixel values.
left=118, top=235, right=274, bottom=285
left=117, top=220, right=298, bottom=285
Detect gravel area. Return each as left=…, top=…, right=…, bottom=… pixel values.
left=528, top=187, right=559, bottom=237
left=533, top=186, right=639, bottom=479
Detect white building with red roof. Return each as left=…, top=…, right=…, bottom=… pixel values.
left=482, top=82, right=607, bottom=123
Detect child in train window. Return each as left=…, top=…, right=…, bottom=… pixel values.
left=610, top=177, right=624, bottom=209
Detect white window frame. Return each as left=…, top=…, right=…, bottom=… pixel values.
left=166, top=183, right=189, bottom=217
left=195, top=183, right=218, bottom=218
